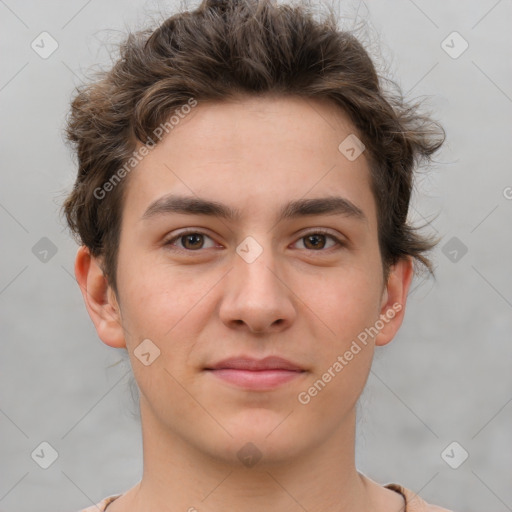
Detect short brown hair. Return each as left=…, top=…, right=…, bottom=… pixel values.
left=62, top=0, right=444, bottom=297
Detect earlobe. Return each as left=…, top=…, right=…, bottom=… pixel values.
left=74, top=246, right=126, bottom=349
left=374, top=257, right=414, bottom=347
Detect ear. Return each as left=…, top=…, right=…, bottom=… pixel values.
left=374, top=256, right=414, bottom=347
left=74, top=246, right=126, bottom=348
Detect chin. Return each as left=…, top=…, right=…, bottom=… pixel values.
left=201, top=419, right=306, bottom=468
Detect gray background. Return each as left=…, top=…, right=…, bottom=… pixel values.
left=1, top=0, right=511, bottom=511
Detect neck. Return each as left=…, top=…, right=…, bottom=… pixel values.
left=123, top=399, right=375, bottom=512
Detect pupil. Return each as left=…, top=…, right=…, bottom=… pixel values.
left=307, top=234, right=324, bottom=249
left=185, top=234, right=202, bottom=249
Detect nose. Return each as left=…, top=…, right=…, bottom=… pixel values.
left=218, top=246, right=296, bottom=335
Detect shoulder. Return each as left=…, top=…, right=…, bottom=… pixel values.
left=78, top=494, right=122, bottom=512
left=385, top=483, right=454, bottom=512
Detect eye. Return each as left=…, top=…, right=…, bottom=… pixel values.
left=164, top=230, right=217, bottom=251
left=293, top=230, right=344, bottom=251
left=163, top=229, right=345, bottom=253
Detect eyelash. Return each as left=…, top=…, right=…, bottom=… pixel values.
left=163, top=229, right=345, bottom=254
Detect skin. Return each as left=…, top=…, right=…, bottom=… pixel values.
left=75, top=95, right=413, bottom=512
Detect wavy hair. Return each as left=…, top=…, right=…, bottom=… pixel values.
left=62, top=0, right=445, bottom=296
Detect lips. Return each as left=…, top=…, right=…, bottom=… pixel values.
left=205, top=356, right=304, bottom=372
left=204, top=356, right=306, bottom=390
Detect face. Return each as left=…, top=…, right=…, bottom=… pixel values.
left=80, top=95, right=412, bottom=466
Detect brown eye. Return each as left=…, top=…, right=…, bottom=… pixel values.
left=164, top=231, right=216, bottom=251
left=303, top=234, right=327, bottom=250
left=181, top=233, right=204, bottom=250
left=295, top=231, right=342, bottom=251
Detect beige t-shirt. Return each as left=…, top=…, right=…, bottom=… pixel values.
left=79, top=483, right=454, bottom=511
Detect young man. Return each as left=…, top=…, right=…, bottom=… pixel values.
left=63, top=0, right=451, bottom=510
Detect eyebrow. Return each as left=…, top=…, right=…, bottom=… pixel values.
left=140, top=194, right=367, bottom=224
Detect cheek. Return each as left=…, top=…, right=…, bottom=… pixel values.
left=305, top=265, right=383, bottom=338
left=297, top=273, right=380, bottom=413
left=117, top=250, right=200, bottom=330
left=117, top=260, right=218, bottom=370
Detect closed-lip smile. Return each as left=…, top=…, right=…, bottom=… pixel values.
left=204, top=356, right=306, bottom=390
left=205, top=355, right=305, bottom=371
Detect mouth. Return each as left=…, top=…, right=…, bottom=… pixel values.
left=204, top=356, right=307, bottom=390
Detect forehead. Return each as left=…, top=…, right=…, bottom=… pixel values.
left=121, top=95, right=376, bottom=229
